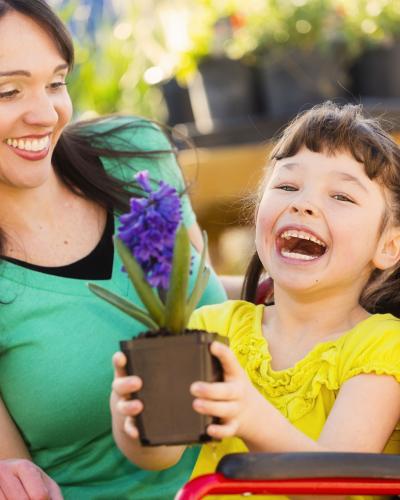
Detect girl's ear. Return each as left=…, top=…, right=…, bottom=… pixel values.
left=373, top=226, right=400, bottom=270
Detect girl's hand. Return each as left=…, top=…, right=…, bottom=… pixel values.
left=110, top=352, right=143, bottom=441
left=190, top=341, right=266, bottom=442
left=0, top=459, right=63, bottom=500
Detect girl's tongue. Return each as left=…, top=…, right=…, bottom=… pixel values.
left=278, top=230, right=327, bottom=260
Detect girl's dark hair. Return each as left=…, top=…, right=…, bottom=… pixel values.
left=0, top=1, right=176, bottom=254
left=242, top=102, right=400, bottom=315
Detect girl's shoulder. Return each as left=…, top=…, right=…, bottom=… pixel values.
left=188, top=300, right=263, bottom=340
left=337, top=313, right=400, bottom=385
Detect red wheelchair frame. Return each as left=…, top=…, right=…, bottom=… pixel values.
left=175, top=452, right=400, bottom=499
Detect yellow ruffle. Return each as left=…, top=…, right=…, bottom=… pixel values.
left=191, top=301, right=400, bottom=423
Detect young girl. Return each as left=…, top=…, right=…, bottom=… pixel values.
left=112, top=102, right=400, bottom=497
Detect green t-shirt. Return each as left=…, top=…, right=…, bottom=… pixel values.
left=0, top=117, right=227, bottom=500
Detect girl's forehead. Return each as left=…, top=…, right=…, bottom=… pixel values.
left=272, top=148, right=366, bottom=176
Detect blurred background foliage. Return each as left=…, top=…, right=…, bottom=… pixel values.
left=48, top=0, right=400, bottom=123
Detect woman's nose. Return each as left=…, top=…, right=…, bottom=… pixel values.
left=23, top=93, right=58, bottom=127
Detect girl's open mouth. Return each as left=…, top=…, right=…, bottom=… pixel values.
left=277, top=229, right=327, bottom=261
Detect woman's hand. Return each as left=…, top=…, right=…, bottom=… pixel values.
left=0, top=459, right=63, bottom=500
left=110, top=352, right=143, bottom=441
left=190, top=341, right=267, bottom=443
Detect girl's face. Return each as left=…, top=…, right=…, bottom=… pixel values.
left=255, top=147, right=392, bottom=297
left=0, top=11, right=72, bottom=191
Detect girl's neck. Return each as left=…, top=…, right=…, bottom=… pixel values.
left=264, top=284, right=370, bottom=344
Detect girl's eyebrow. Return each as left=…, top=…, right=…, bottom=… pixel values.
left=277, top=163, right=368, bottom=192
left=332, top=171, right=368, bottom=193
left=0, top=63, right=69, bottom=78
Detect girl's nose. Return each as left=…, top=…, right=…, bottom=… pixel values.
left=23, top=93, right=58, bottom=127
left=289, top=200, right=318, bottom=217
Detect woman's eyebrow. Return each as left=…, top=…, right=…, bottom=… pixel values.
left=0, top=63, right=69, bottom=78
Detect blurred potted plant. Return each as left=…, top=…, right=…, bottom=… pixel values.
left=230, top=0, right=353, bottom=118
left=88, top=171, right=225, bottom=446
left=169, top=2, right=257, bottom=131
left=344, top=0, right=400, bottom=99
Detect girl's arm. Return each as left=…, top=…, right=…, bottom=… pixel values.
left=111, top=352, right=186, bottom=470
left=191, top=342, right=400, bottom=453
left=0, top=398, right=63, bottom=499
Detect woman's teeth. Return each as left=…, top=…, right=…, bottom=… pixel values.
left=6, top=136, right=50, bottom=152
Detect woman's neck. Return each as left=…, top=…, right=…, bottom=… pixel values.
left=0, top=170, right=73, bottom=232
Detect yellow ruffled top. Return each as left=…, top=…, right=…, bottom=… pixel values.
left=188, top=300, right=400, bottom=500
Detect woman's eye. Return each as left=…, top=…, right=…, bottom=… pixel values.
left=0, top=89, right=19, bottom=99
left=276, top=185, right=298, bottom=191
left=332, top=193, right=354, bottom=203
left=48, top=81, right=67, bottom=91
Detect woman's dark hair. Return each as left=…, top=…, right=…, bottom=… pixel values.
left=242, top=102, right=400, bottom=315
left=0, top=0, right=74, bottom=68
left=0, top=1, right=176, bottom=254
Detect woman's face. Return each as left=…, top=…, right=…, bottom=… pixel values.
left=0, top=11, right=72, bottom=191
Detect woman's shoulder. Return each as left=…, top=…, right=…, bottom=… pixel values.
left=76, top=114, right=173, bottom=152
left=188, top=300, right=262, bottom=338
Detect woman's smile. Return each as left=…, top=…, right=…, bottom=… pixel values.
left=4, top=134, right=51, bottom=160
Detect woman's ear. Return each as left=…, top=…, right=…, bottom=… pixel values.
left=373, top=226, right=400, bottom=270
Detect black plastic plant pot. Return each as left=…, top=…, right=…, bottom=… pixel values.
left=120, top=330, right=226, bottom=446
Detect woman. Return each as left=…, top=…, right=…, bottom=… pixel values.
left=0, top=1, right=226, bottom=498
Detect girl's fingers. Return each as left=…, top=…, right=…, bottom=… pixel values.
left=192, top=398, right=239, bottom=419
left=112, top=375, right=142, bottom=398
left=116, top=398, right=143, bottom=417
left=207, top=420, right=239, bottom=440
left=210, top=342, right=243, bottom=379
left=124, top=417, right=140, bottom=439
left=190, top=380, right=240, bottom=401
left=112, top=351, right=127, bottom=378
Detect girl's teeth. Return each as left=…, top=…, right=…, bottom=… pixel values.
left=6, top=136, right=50, bottom=152
left=281, top=250, right=318, bottom=261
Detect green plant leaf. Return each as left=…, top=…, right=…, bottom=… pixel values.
left=164, top=224, right=191, bottom=334
left=185, top=231, right=210, bottom=322
left=87, top=283, right=158, bottom=330
left=185, top=267, right=210, bottom=325
left=115, top=238, right=165, bottom=326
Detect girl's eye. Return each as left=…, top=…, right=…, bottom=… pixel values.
left=332, top=193, right=354, bottom=203
left=276, top=184, right=298, bottom=191
left=0, top=89, right=19, bottom=99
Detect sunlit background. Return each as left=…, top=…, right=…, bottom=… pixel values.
left=48, top=0, right=400, bottom=274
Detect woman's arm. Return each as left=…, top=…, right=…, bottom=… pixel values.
left=188, top=223, right=243, bottom=299
left=110, top=352, right=186, bottom=470
left=0, top=398, right=63, bottom=499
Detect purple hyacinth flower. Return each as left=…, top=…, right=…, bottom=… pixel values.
left=118, top=170, right=183, bottom=290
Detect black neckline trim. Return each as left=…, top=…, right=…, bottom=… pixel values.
left=2, top=212, right=115, bottom=280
